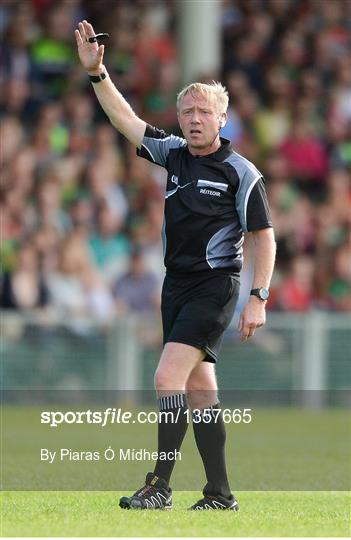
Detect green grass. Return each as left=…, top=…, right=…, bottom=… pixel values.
left=1, top=491, right=350, bottom=537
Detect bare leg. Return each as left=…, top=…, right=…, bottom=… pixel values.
left=186, top=361, right=218, bottom=410
left=154, top=342, right=206, bottom=395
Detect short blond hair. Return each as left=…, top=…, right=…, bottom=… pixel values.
left=177, top=81, right=229, bottom=114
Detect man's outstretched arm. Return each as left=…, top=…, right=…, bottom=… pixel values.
left=75, top=20, right=146, bottom=148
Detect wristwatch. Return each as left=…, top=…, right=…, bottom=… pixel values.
left=250, top=288, right=269, bottom=301
left=88, top=71, right=106, bottom=83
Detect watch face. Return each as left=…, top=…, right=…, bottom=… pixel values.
left=260, top=288, right=269, bottom=300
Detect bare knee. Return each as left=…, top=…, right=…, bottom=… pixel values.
left=186, top=389, right=218, bottom=410
left=186, top=364, right=218, bottom=409
left=154, top=342, right=205, bottom=395
left=154, top=367, right=176, bottom=393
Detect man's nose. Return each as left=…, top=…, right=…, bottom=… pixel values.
left=190, top=112, right=201, bottom=123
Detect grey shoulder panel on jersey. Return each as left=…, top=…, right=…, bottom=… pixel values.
left=141, top=134, right=187, bottom=167
left=224, top=152, right=262, bottom=232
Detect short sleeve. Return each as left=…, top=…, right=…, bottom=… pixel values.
left=235, top=161, right=264, bottom=232
left=246, top=178, right=273, bottom=231
left=137, top=124, right=186, bottom=168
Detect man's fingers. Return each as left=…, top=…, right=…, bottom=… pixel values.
left=240, top=332, right=249, bottom=342
left=97, top=44, right=104, bottom=60
left=240, top=323, right=256, bottom=341
left=247, top=326, right=256, bottom=338
left=240, top=320, right=249, bottom=341
left=83, top=20, right=96, bottom=37
left=78, top=21, right=86, bottom=39
left=75, top=29, right=83, bottom=46
left=238, top=315, right=243, bottom=332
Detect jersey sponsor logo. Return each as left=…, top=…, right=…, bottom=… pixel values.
left=200, top=188, right=221, bottom=197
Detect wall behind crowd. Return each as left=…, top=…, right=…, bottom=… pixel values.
left=1, top=0, right=350, bottom=321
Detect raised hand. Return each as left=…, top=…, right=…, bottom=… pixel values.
left=74, top=20, right=105, bottom=75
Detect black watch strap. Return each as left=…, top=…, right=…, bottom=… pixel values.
left=250, top=288, right=269, bottom=301
left=88, top=72, right=106, bottom=83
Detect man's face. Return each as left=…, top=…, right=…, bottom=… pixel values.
left=177, top=92, right=226, bottom=155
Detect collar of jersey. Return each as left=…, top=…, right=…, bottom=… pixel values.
left=186, top=137, right=232, bottom=162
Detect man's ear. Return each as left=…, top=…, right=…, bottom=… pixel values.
left=219, top=113, right=228, bottom=129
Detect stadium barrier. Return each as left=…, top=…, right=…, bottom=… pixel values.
left=2, top=311, right=350, bottom=408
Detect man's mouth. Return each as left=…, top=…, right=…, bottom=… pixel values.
left=190, top=129, right=202, bottom=135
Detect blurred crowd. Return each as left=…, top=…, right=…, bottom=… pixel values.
left=1, top=0, right=350, bottom=322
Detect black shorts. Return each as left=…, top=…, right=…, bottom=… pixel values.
left=161, top=272, right=240, bottom=363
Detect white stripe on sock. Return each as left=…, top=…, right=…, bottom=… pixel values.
left=158, top=393, right=186, bottom=410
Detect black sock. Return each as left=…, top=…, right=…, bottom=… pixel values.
left=192, top=403, right=231, bottom=498
left=153, top=393, right=188, bottom=485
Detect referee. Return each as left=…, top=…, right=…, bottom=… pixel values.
left=75, top=21, right=276, bottom=511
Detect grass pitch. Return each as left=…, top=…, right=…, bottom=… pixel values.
left=1, top=490, right=350, bottom=537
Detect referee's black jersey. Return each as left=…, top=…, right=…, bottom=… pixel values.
left=137, top=125, right=272, bottom=276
